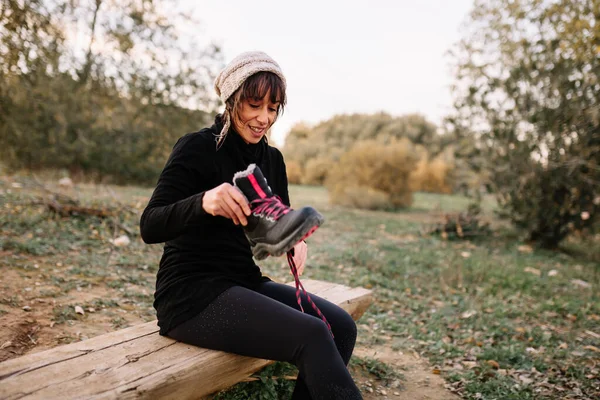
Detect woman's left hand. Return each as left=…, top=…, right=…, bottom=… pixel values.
left=290, top=241, right=307, bottom=276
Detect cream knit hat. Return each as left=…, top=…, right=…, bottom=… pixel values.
left=214, top=51, right=286, bottom=147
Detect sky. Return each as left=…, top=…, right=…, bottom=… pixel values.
left=185, top=0, right=475, bottom=146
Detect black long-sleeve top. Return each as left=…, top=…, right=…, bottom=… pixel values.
left=140, top=115, right=290, bottom=335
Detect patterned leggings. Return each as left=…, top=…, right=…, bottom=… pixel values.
left=167, top=281, right=363, bottom=399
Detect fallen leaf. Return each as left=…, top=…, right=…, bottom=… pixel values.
left=524, top=267, right=541, bottom=276
left=110, top=235, right=131, bottom=247
left=486, top=360, right=500, bottom=369
left=584, top=345, right=600, bottom=353
left=558, top=342, right=568, bottom=349
left=462, top=361, right=477, bottom=369
left=75, top=305, right=85, bottom=315
left=432, top=368, right=441, bottom=375
left=461, top=310, right=477, bottom=319
left=518, top=244, right=533, bottom=253
left=585, top=330, right=600, bottom=339
left=461, top=251, right=471, bottom=258
left=548, top=269, right=559, bottom=277
left=571, top=279, right=591, bottom=288
left=0, top=341, right=12, bottom=349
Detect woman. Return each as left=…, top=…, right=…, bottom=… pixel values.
left=140, top=51, right=362, bottom=399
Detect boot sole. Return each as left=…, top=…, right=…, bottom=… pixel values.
left=250, top=212, right=324, bottom=260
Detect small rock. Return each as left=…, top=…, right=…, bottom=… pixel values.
left=22, top=306, right=32, bottom=311
left=381, top=389, right=387, bottom=395
left=548, top=269, right=559, bottom=277
left=366, top=387, right=373, bottom=393
left=75, top=305, right=85, bottom=315
left=88, top=307, right=96, bottom=313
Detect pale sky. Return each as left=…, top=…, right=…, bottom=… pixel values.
left=185, top=0, right=474, bottom=146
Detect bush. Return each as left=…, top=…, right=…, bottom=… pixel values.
left=495, top=159, right=599, bottom=248
left=302, top=157, right=334, bottom=185
left=327, top=139, right=419, bottom=209
left=285, top=160, right=303, bottom=185
left=411, top=155, right=453, bottom=194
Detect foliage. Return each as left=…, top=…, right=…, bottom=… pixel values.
left=326, top=139, right=419, bottom=209
left=283, top=113, right=452, bottom=188
left=211, top=362, right=296, bottom=400
left=302, top=156, right=333, bottom=185
left=284, top=160, right=302, bottom=185
left=449, top=0, right=600, bottom=247
left=410, top=151, right=454, bottom=194
left=0, top=0, right=221, bottom=184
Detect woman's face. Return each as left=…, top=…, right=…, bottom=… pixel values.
left=233, top=90, right=279, bottom=144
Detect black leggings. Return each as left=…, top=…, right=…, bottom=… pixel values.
left=167, top=281, right=363, bottom=399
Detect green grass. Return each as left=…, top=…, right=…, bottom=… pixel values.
left=2, top=178, right=599, bottom=399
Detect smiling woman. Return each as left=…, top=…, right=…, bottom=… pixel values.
left=229, top=71, right=285, bottom=144
left=140, top=51, right=364, bottom=399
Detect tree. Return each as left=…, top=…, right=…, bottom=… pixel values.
left=0, top=0, right=222, bottom=183
left=449, top=0, right=600, bottom=247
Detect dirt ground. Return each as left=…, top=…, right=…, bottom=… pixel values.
left=354, top=346, right=460, bottom=400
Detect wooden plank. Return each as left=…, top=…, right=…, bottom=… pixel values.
left=0, top=280, right=372, bottom=400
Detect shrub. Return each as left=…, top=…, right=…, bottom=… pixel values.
left=411, top=155, right=453, bottom=194
left=302, top=157, right=334, bottom=185
left=285, top=160, right=303, bottom=185
left=327, top=139, right=419, bottom=209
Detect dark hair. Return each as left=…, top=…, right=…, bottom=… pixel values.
left=217, top=71, right=287, bottom=147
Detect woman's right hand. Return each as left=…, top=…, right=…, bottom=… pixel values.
left=202, top=183, right=252, bottom=226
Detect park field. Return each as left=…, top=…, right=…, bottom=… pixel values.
left=1, top=175, right=598, bottom=399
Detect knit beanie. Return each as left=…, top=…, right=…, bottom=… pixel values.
left=214, top=51, right=286, bottom=146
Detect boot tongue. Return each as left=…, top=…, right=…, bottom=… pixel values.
left=233, top=164, right=273, bottom=202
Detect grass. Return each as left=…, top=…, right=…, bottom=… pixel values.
left=1, top=176, right=599, bottom=399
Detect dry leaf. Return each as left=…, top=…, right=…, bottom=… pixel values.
left=524, top=267, right=541, bottom=276
left=486, top=360, right=500, bottom=369
left=571, top=279, right=591, bottom=289
left=461, top=310, right=477, bottom=319
left=518, top=244, right=533, bottom=253
left=75, top=305, right=85, bottom=315
left=461, top=251, right=471, bottom=258
left=548, top=269, right=559, bottom=277
left=432, top=368, right=441, bottom=375
left=110, top=235, right=131, bottom=247
left=462, top=361, right=477, bottom=369
left=584, top=345, right=600, bottom=353
left=584, top=330, right=600, bottom=339
left=558, top=342, right=568, bottom=349
left=0, top=341, right=12, bottom=350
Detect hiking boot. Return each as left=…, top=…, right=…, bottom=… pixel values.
left=233, top=164, right=324, bottom=260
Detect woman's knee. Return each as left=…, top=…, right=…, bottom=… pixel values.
left=331, top=308, right=357, bottom=341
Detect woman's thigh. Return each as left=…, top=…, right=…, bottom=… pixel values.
left=256, top=281, right=357, bottom=359
left=166, top=285, right=332, bottom=362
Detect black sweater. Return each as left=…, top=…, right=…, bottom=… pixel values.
left=140, top=116, right=290, bottom=335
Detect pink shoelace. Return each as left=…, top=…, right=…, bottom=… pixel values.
left=250, top=195, right=290, bottom=220
left=250, top=194, right=333, bottom=338
left=287, top=251, right=334, bottom=338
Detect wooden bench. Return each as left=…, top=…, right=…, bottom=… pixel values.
left=0, top=279, right=372, bottom=399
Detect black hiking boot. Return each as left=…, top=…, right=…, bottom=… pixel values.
left=233, top=164, right=324, bottom=260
